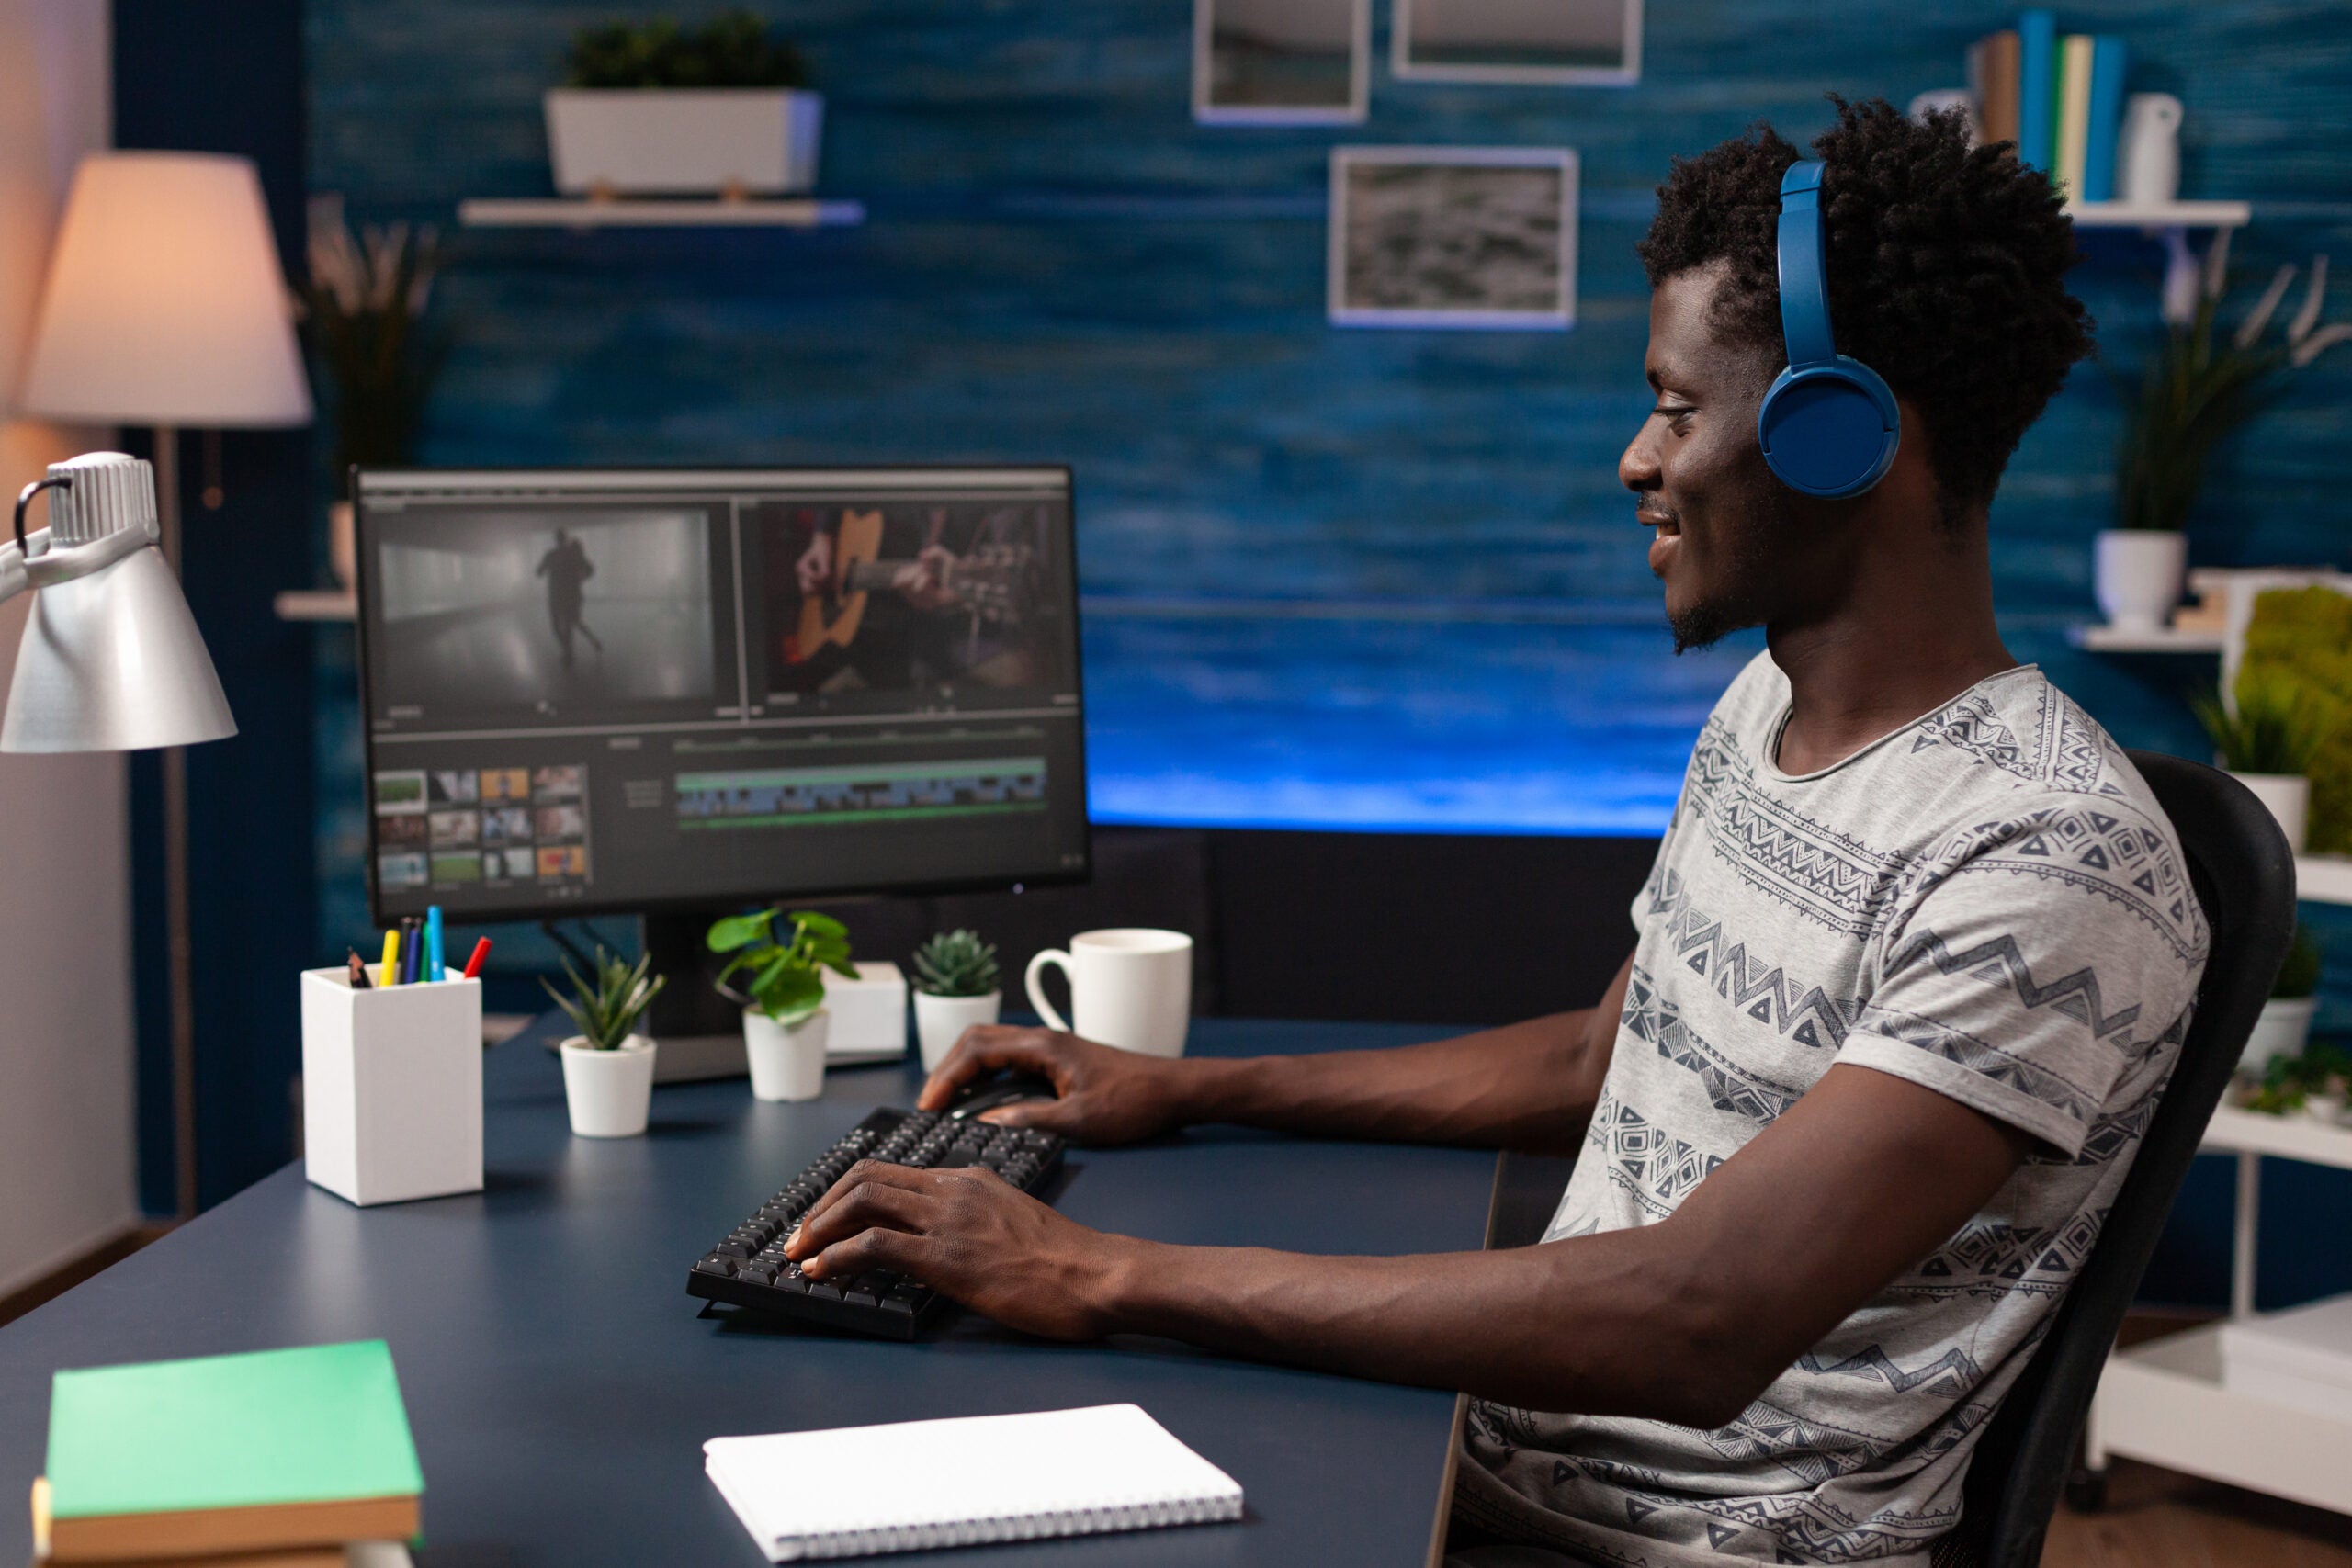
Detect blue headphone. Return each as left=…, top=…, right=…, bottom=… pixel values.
left=1758, top=161, right=1900, bottom=499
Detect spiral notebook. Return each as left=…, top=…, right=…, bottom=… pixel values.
left=703, top=1404, right=1244, bottom=1562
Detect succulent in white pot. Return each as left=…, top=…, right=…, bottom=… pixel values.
left=709, top=908, right=855, bottom=1102
left=2243, top=923, right=2324, bottom=1079
left=2194, top=669, right=2336, bottom=853
left=910, top=930, right=1003, bottom=1073
left=545, top=947, right=665, bottom=1137
left=547, top=12, right=821, bottom=197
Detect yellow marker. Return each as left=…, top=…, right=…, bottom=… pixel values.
left=379, top=929, right=401, bottom=987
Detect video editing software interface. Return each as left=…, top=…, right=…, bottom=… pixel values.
left=356, top=468, right=1089, bottom=921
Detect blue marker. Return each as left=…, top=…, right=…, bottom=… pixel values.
left=425, top=905, right=445, bottom=983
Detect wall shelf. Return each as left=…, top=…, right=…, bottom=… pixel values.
left=457, top=197, right=865, bottom=229
left=2065, top=199, right=2251, bottom=231
left=2070, top=623, right=2224, bottom=653
left=275, top=589, right=356, bottom=622
left=2295, top=854, right=2352, bottom=907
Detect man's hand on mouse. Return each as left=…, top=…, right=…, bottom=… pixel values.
left=916, top=1025, right=1191, bottom=1145
left=784, top=1159, right=1142, bottom=1339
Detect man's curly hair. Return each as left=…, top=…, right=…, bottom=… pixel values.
left=1638, top=96, right=2092, bottom=515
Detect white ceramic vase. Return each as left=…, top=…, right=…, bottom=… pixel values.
left=2241, top=997, right=2317, bottom=1075
left=544, top=88, right=824, bottom=196
left=560, top=1035, right=657, bottom=1137
left=2230, top=772, right=2310, bottom=853
left=914, top=990, right=1001, bottom=1073
left=742, top=1008, right=828, bottom=1101
left=2094, top=529, right=2188, bottom=634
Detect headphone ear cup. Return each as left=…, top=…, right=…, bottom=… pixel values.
left=1758, top=360, right=1901, bottom=499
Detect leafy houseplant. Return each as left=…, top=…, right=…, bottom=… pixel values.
left=2193, top=667, right=2340, bottom=852
left=544, top=11, right=824, bottom=197
left=2242, top=925, right=2325, bottom=1090
left=565, top=11, right=809, bottom=89
left=709, top=909, right=855, bottom=1101
left=543, top=947, right=666, bottom=1137
left=910, top=930, right=1005, bottom=1072
left=911, top=930, right=1001, bottom=998
left=2098, top=241, right=2348, bottom=633
left=2240, top=587, right=2352, bottom=855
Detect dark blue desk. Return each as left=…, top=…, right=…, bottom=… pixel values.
left=0, top=1017, right=1498, bottom=1565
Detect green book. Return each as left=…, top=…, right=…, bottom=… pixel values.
left=45, top=1341, right=422, bottom=1561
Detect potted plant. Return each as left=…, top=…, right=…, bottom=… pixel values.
left=708, top=908, right=854, bottom=1101
left=2241, top=923, right=2324, bottom=1078
left=546, top=11, right=820, bottom=197
left=300, top=197, right=446, bottom=589
left=2101, top=239, right=2348, bottom=632
left=2192, top=667, right=2337, bottom=852
left=544, top=947, right=666, bottom=1137
left=910, top=930, right=1003, bottom=1071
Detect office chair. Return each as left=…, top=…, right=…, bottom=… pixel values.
left=1942, top=750, right=2296, bottom=1568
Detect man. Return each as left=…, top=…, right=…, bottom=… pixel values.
left=536, top=526, right=600, bottom=669
left=784, top=101, right=2208, bottom=1566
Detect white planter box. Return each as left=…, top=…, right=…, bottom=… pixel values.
left=300, top=966, right=483, bottom=1206
left=2242, top=996, right=2318, bottom=1074
left=2231, top=772, right=2310, bottom=854
left=2094, top=528, right=2188, bottom=635
left=743, top=1008, right=828, bottom=1101
left=544, top=88, right=823, bottom=196
left=820, top=961, right=908, bottom=1063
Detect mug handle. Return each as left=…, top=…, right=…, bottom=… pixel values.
left=1024, top=948, right=1073, bottom=1032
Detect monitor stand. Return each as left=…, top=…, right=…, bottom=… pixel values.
left=633, top=908, right=753, bottom=1082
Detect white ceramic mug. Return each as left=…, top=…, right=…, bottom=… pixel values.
left=1024, top=929, right=1193, bottom=1057
left=2119, top=93, right=2183, bottom=206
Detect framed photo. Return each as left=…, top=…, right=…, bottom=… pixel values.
left=1193, top=0, right=1369, bottom=125
left=1328, top=147, right=1578, bottom=331
left=1393, top=0, right=1642, bottom=86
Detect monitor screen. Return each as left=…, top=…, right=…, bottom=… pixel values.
left=355, top=467, right=1089, bottom=922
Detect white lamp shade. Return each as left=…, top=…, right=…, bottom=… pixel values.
left=1, top=545, right=235, bottom=752
left=17, top=152, right=312, bottom=427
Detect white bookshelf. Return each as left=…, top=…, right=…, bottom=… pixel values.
left=2069, top=623, right=2223, bottom=653
left=2065, top=199, right=2251, bottom=231
left=274, top=589, right=356, bottom=622
left=458, top=197, right=865, bottom=229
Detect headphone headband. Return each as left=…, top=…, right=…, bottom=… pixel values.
left=1775, top=161, right=1838, bottom=369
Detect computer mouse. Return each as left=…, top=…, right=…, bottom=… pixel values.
left=944, top=1069, right=1059, bottom=1120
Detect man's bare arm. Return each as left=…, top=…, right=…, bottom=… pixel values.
left=916, top=951, right=1634, bottom=1156
left=793, top=1060, right=2030, bottom=1426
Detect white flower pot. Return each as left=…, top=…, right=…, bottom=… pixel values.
left=2093, top=529, right=2188, bottom=634
left=544, top=88, right=823, bottom=196
left=560, top=1035, right=657, bottom=1137
left=2231, top=772, right=2310, bottom=853
left=743, top=1008, right=828, bottom=1101
left=915, top=990, right=1002, bottom=1073
left=2241, top=997, right=2317, bottom=1075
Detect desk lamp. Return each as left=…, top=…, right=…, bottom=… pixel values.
left=14, top=151, right=311, bottom=1219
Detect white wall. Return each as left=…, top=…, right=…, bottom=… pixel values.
left=0, top=0, right=136, bottom=1298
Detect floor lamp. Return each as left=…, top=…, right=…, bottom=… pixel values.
left=17, top=152, right=313, bottom=1219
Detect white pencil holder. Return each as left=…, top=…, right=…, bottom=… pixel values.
left=300, top=965, right=484, bottom=1206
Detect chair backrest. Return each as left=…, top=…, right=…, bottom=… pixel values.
left=1952, top=750, right=2297, bottom=1568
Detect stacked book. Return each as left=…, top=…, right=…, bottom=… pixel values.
left=29, top=1342, right=422, bottom=1568
left=1966, top=10, right=2130, bottom=201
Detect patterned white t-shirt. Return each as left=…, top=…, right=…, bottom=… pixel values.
left=1456, top=653, right=2208, bottom=1566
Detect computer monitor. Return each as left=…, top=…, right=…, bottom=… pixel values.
left=353, top=466, right=1090, bottom=932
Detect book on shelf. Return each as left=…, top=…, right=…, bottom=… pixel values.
left=1973, top=29, right=2022, bottom=149
left=39, top=1342, right=422, bottom=1563
left=2017, top=9, right=2058, bottom=172
left=2055, top=32, right=2096, bottom=197
left=2081, top=37, right=2129, bottom=202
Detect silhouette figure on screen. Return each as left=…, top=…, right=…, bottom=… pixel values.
left=536, top=528, right=603, bottom=669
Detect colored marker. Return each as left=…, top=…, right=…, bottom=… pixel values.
left=400, top=916, right=424, bottom=985
left=461, top=936, right=492, bottom=980
left=426, top=906, right=445, bottom=983
left=380, top=928, right=401, bottom=987
left=347, top=949, right=373, bottom=990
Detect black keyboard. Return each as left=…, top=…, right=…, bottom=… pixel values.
left=685, top=1106, right=1066, bottom=1338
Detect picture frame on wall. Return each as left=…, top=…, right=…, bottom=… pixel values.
left=1393, top=0, right=1642, bottom=86
left=1328, top=147, right=1578, bottom=331
left=1193, top=0, right=1370, bottom=125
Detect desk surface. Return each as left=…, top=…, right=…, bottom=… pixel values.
left=0, top=1017, right=1498, bottom=1566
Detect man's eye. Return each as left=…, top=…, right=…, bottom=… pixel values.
left=1652, top=404, right=1696, bottom=425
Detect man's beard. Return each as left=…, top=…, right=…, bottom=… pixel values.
left=1666, top=479, right=1804, bottom=653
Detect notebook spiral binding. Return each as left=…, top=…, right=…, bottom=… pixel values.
left=798, top=1494, right=1246, bottom=1559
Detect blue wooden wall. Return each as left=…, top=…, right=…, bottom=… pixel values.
left=304, top=1, right=2352, bottom=1303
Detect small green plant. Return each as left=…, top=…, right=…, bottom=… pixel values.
left=707, top=908, right=854, bottom=1026
left=2245, top=1042, right=2351, bottom=1116
left=2192, top=668, right=2336, bottom=775
left=541, top=946, right=665, bottom=1050
left=2276, top=923, right=2324, bottom=1000
left=565, top=11, right=810, bottom=89
left=301, top=199, right=447, bottom=492
left=911, top=930, right=1001, bottom=998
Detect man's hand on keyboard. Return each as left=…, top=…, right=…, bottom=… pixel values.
left=917, top=1025, right=1190, bottom=1145
left=785, top=1158, right=1135, bottom=1339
